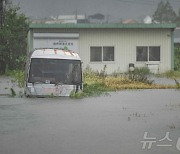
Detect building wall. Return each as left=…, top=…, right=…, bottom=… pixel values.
left=31, top=28, right=172, bottom=73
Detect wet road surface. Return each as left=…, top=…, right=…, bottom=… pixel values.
left=0, top=90, right=180, bottom=154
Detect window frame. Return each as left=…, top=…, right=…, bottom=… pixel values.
left=90, top=46, right=115, bottom=62
left=149, top=46, right=161, bottom=61
left=136, top=46, right=148, bottom=62
left=136, top=46, right=160, bottom=62
left=90, top=46, right=102, bottom=62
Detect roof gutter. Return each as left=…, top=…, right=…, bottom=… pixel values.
left=29, top=23, right=176, bottom=29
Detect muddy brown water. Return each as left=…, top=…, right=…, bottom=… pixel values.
left=0, top=89, right=180, bottom=154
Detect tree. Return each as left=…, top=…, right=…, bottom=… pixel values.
left=174, top=47, right=180, bottom=71
left=0, top=5, right=29, bottom=73
left=176, top=9, right=180, bottom=26
left=153, top=1, right=177, bottom=23
left=88, top=13, right=105, bottom=20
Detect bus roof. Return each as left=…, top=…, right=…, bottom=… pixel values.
left=30, top=49, right=81, bottom=60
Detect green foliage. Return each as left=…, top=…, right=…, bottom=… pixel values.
left=79, top=66, right=175, bottom=98
left=70, top=66, right=111, bottom=98
left=128, top=67, right=153, bottom=84
left=176, top=9, right=180, bottom=26
left=70, top=90, right=85, bottom=98
left=5, top=70, right=24, bottom=87
left=70, top=83, right=111, bottom=99
left=111, top=68, right=123, bottom=77
left=0, top=5, right=29, bottom=73
left=83, top=83, right=111, bottom=97
left=174, top=47, right=180, bottom=71
left=153, top=1, right=177, bottom=23
left=83, top=65, right=107, bottom=79
left=133, top=67, right=150, bottom=75
left=5, top=68, right=176, bottom=99
left=164, top=70, right=180, bottom=79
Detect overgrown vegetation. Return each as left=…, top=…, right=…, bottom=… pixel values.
left=5, top=70, right=24, bottom=88
left=155, top=46, right=180, bottom=80
left=0, top=5, right=29, bottom=74
left=163, top=70, right=180, bottom=79
left=70, top=66, right=175, bottom=98
left=128, top=67, right=153, bottom=84
left=174, top=46, right=180, bottom=71
left=3, top=66, right=178, bottom=99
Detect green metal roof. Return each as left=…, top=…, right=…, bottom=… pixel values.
left=29, top=23, right=176, bottom=29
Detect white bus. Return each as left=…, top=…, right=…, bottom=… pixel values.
left=24, top=49, right=82, bottom=97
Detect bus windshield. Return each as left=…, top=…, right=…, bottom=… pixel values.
left=28, top=58, right=82, bottom=85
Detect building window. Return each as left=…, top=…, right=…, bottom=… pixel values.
left=149, top=46, right=160, bottom=61
left=103, top=47, right=114, bottom=61
left=90, top=46, right=114, bottom=62
left=90, top=47, right=102, bottom=62
left=136, top=46, right=160, bottom=62
left=136, top=47, right=148, bottom=61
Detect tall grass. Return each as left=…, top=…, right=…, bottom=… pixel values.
left=174, top=46, right=180, bottom=71
left=164, top=70, right=180, bottom=79
left=79, top=66, right=175, bottom=98
left=5, top=70, right=24, bottom=88
left=128, top=67, right=153, bottom=84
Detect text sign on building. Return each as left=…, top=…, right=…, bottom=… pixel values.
left=33, top=33, right=79, bottom=52
left=53, top=40, right=78, bottom=51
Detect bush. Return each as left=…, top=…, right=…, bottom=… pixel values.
left=128, top=67, right=153, bottom=84
left=164, top=70, right=180, bottom=79
left=0, top=6, right=28, bottom=72
left=83, top=65, right=107, bottom=79
left=5, top=70, right=24, bottom=87
left=174, top=47, right=180, bottom=71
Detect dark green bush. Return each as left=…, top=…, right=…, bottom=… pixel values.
left=174, top=47, right=180, bottom=71
left=128, top=67, right=153, bottom=84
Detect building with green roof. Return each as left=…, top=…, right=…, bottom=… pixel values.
left=28, top=23, right=176, bottom=73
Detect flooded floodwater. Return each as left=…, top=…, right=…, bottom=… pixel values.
left=0, top=89, right=180, bottom=154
